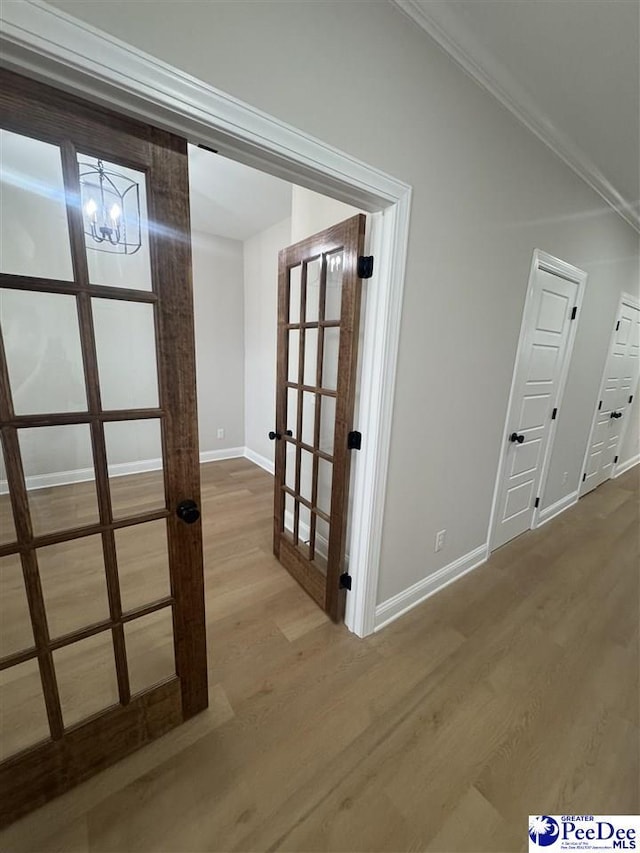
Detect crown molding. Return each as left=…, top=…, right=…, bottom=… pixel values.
left=392, top=0, right=639, bottom=233
left=0, top=0, right=409, bottom=210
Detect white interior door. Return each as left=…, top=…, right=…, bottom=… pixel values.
left=491, top=253, right=585, bottom=551
left=580, top=297, right=640, bottom=495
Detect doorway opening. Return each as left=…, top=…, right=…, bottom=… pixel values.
left=2, top=0, right=412, bottom=638
left=186, top=145, right=371, bottom=625
left=1, top=1, right=412, bottom=635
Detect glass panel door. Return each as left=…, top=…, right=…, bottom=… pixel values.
left=273, top=214, right=366, bottom=622
left=0, top=69, right=205, bottom=828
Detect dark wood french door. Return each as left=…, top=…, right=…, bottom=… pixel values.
left=0, top=70, right=207, bottom=825
left=272, top=214, right=366, bottom=622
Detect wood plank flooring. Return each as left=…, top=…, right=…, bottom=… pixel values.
left=0, top=458, right=638, bottom=851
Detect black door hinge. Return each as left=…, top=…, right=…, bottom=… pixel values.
left=551, top=407, right=558, bottom=420
left=339, top=572, right=352, bottom=590
left=357, top=256, right=374, bottom=279
left=598, top=400, right=602, bottom=410
left=614, top=455, right=619, bottom=464
left=347, top=430, right=362, bottom=450
left=630, top=395, right=634, bottom=404
left=571, top=306, right=577, bottom=320
left=615, top=320, right=621, bottom=331
left=534, top=497, right=540, bottom=508
left=582, top=473, right=586, bottom=482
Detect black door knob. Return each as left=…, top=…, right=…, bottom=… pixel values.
left=610, top=411, right=622, bottom=419
left=509, top=432, right=525, bottom=444
left=176, top=499, right=200, bottom=524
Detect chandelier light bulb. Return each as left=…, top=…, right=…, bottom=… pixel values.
left=109, top=202, right=121, bottom=223
left=84, top=197, right=98, bottom=219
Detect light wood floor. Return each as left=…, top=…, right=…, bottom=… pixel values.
left=1, top=458, right=638, bottom=852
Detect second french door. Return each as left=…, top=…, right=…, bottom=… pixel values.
left=272, top=214, right=366, bottom=622
left=0, top=70, right=206, bottom=825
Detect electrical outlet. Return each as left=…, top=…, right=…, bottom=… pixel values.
left=217, top=428, right=225, bottom=440
left=562, top=471, right=568, bottom=485
left=435, top=529, right=446, bottom=552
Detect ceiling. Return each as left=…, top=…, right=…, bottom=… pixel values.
left=188, top=144, right=292, bottom=241
left=393, top=0, right=640, bottom=230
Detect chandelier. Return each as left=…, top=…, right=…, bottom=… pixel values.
left=78, top=159, right=142, bottom=254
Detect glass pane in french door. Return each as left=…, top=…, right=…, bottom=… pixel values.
left=18, top=424, right=100, bottom=536
left=1, top=289, right=87, bottom=415
left=0, top=444, right=16, bottom=545
left=54, top=631, right=119, bottom=728
left=76, top=153, right=152, bottom=291
left=0, top=554, right=34, bottom=658
left=92, top=298, right=159, bottom=410
left=38, top=535, right=111, bottom=639
left=0, top=658, right=50, bottom=760
left=324, top=249, right=344, bottom=321
left=104, top=418, right=166, bottom=519
left=125, top=607, right=175, bottom=696
left=0, top=130, right=74, bottom=281
left=115, top=519, right=171, bottom=613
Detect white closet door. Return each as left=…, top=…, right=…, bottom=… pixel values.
left=581, top=300, right=640, bottom=495
left=492, top=262, right=581, bottom=551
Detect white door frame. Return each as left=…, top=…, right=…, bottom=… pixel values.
left=487, top=249, right=587, bottom=553
left=0, top=0, right=412, bottom=637
left=579, top=290, right=640, bottom=489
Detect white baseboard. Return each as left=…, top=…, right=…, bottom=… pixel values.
left=613, top=454, right=640, bottom=478
left=0, top=457, right=165, bottom=495
left=243, top=447, right=274, bottom=475
left=200, top=447, right=245, bottom=465
left=536, top=489, right=579, bottom=527
left=374, top=543, right=489, bottom=632
left=0, top=447, right=247, bottom=495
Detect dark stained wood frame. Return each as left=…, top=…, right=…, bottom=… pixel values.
left=0, top=69, right=207, bottom=826
left=273, top=214, right=366, bottom=622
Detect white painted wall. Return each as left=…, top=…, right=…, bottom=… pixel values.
left=8, top=2, right=640, bottom=614
left=191, top=228, right=245, bottom=455
left=290, top=186, right=360, bottom=242
left=243, top=216, right=291, bottom=468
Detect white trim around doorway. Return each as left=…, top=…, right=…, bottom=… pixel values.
left=0, top=0, right=412, bottom=637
